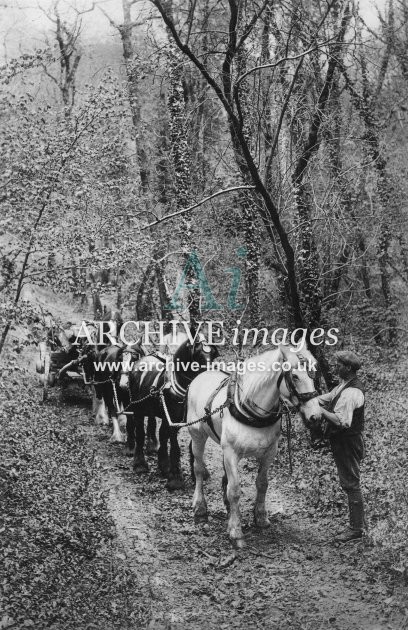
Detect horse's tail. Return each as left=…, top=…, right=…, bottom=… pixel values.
left=189, top=440, right=195, bottom=482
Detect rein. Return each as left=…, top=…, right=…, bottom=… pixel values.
left=118, top=353, right=318, bottom=461
left=280, top=399, right=295, bottom=474
left=278, top=370, right=318, bottom=408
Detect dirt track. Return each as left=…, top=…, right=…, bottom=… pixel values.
left=13, top=289, right=406, bottom=629
left=60, top=399, right=405, bottom=630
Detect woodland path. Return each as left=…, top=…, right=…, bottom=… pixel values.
left=60, top=399, right=405, bottom=630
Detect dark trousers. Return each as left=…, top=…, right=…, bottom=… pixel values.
left=330, top=432, right=366, bottom=530
left=329, top=432, right=365, bottom=493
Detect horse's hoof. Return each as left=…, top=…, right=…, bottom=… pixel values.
left=118, top=415, right=127, bottom=430
left=146, top=439, right=159, bottom=455
left=254, top=515, right=271, bottom=529
left=133, top=460, right=149, bottom=474
left=232, top=537, right=246, bottom=549
left=203, top=467, right=210, bottom=481
left=96, top=418, right=109, bottom=427
left=166, top=477, right=185, bottom=491
left=194, top=512, right=208, bottom=524
left=124, top=445, right=135, bottom=457
left=134, top=464, right=149, bottom=474
left=158, top=461, right=171, bottom=477
left=110, top=433, right=126, bottom=443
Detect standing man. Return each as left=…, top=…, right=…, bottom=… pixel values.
left=318, top=351, right=366, bottom=542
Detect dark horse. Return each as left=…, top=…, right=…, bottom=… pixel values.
left=82, top=310, right=157, bottom=447
left=120, top=336, right=219, bottom=490
left=81, top=309, right=126, bottom=440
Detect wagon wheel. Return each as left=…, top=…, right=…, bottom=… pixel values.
left=42, top=350, right=51, bottom=403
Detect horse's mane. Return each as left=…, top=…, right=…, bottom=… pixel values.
left=239, top=348, right=282, bottom=401
left=279, top=343, right=316, bottom=366
left=172, top=332, right=217, bottom=365
left=240, top=344, right=315, bottom=401
left=162, top=331, right=189, bottom=352
left=172, top=337, right=193, bottom=363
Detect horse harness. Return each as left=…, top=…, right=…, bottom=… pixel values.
left=120, top=362, right=189, bottom=417
left=118, top=359, right=318, bottom=447
left=202, top=369, right=318, bottom=443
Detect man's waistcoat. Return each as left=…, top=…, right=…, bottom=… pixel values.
left=329, top=377, right=365, bottom=435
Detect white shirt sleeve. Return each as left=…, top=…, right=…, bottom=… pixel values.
left=333, top=388, right=365, bottom=428
left=317, top=391, right=334, bottom=406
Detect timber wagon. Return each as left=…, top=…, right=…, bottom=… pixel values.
left=36, top=322, right=93, bottom=402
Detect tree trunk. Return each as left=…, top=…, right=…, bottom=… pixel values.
left=291, top=6, right=350, bottom=329
left=167, top=38, right=200, bottom=324
left=261, top=6, right=294, bottom=313
left=0, top=192, right=52, bottom=357
left=341, top=98, right=396, bottom=343
left=120, top=0, right=150, bottom=192
left=93, top=292, right=103, bottom=320
left=234, top=12, right=261, bottom=327
left=341, top=14, right=396, bottom=338
left=136, top=263, right=156, bottom=320
left=120, top=0, right=175, bottom=320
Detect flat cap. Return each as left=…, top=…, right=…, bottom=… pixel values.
left=335, top=350, right=362, bottom=371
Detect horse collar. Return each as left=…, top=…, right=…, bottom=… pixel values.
left=228, top=372, right=282, bottom=427
left=169, top=368, right=188, bottom=399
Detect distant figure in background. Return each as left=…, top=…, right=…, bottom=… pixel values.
left=318, top=351, right=366, bottom=542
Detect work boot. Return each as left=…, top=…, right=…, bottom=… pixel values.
left=334, top=490, right=365, bottom=543
left=334, top=527, right=363, bottom=542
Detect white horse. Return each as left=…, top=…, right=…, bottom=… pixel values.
left=187, top=344, right=321, bottom=548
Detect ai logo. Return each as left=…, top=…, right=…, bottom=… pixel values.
left=165, top=247, right=247, bottom=311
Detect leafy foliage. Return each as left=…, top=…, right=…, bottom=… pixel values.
left=278, top=347, right=408, bottom=583
left=0, top=371, right=148, bottom=629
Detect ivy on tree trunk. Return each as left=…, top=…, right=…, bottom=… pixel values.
left=167, top=39, right=200, bottom=324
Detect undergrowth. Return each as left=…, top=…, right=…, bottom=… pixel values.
left=0, top=367, right=149, bottom=630
left=278, top=346, right=408, bottom=585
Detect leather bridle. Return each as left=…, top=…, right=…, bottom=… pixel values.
left=277, top=368, right=318, bottom=409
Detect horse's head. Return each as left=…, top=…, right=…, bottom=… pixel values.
left=119, top=339, right=146, bottom=390
left=89, top=344, right=125, bottom=384
left=80, top=343, right=98, bottom=383
left=172, top=334, right=219, bottom=390
left=160, top=331, right=188, bottom=356
left=278, top=345, right=321, bottom=423
left=180, top=333, right=219, bottom=369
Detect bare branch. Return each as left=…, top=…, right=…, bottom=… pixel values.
left=98, top=5, right=119, bottom=29
left=264, top=55, right=305, bottom=182
left=293, top=4, right=352, bottom=185
left=221, top=0, right=239, bottom=104
left=40, top=62, right=59, bottom=86
left=185, top=0, right=197, bottom=46
left=375, top=0, right=394, bottom=98
left=72, top=1, right=99, bottom=16
left=236, top=0, right=270, bottom=51
left=358, top=14, right=386, bottom=43
left=235, top=38, right=339, bottom=87
left=140, top=185, right=256, bottom=231
left=150, top=0, right=234, bottom=118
